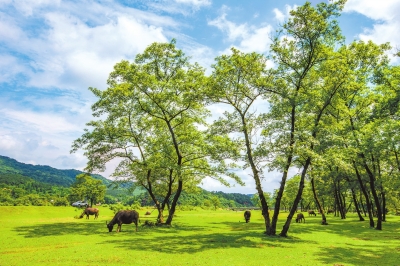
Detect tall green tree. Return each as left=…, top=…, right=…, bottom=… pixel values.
left=267, top=0, right=346, bottom=236
left=207, top=47, right=274, bottom=234
left=69, top=174, right=106, bottom=207
left=72, top=40, right=242, bottom=225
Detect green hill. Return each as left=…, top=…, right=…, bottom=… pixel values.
left=0, top=155, right=254, bottom=207
left=0, top=155, right=110, bottom=187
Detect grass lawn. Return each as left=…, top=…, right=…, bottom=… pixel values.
left=0, top=206, right=399, bottom=266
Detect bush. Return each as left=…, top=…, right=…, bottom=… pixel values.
left=109, top=202, right=142, bottom=214
left=178, top=205, right=196, bottom=211
left=53, top=197, right=69, bottom=206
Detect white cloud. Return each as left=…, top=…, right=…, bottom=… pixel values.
left=11, top=0, right=60, bottom=16
left=147, top=0, right=211, bottom=16
left=0, top=1, right=171, bottom=92
left=239, top=25, right=273, bottom=53
left=2, top=109, right=81, bottom=133
left=0, top=54, right=29, bottom=83
left=273, top=4, right=296, bottom=24
left=208, top=6, right=273, bottom=53
left=208, top=6, right=247, bottom=42
left=174, top=0, right=211, bottom=8
left=344, top=0, right=400, bottom=57
left=273, top=8, right=285, bottom=23
left=0, top=131, right=76, bottom=168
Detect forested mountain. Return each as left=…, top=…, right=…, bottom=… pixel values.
left=0, top=155, right=254, bottom=207
left=0, top=155, right=110, bottom=186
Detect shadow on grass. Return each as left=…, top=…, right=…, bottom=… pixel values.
left=12, top=219, right=308, bottom=255
left=314, top=244, right=400, bottom=265
left=12, top=219, right=210, bottom=239
left=99, top=229, right=299, bottom=254
left=13, top=221, right=110, bottom=238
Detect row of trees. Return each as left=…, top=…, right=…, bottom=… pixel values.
left=72, top=0, right=400, bottom=236
left=0, top=170, right=254, bottom=209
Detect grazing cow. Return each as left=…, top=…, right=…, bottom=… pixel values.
left=106, top=210, right=139, bottom=232
left=327, top=209, right=334, bottom=214
left=79, top=207, right=99, bottom=219
left=308, top=210, right=316, bottom=216
left=296, top=213, right=305, bottom=223
left=244, top=210, right=251, bottom=223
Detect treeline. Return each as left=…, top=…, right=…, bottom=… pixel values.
left=0, top=174, right=70, bottom=206
left=104, top=188, right=254, bottom=208
left=0, top=172, right=254, bottom=208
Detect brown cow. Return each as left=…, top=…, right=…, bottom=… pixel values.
left=79, top=207, right=99, bottom=219
left=244, top=210, right=251, bottom=223
left=308, top=210, right=316, bottom=216
left=106, top=210, right=139, bottom=232
left=296, top=213, right=305, bottom=223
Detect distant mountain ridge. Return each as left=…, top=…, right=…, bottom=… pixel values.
left=0, top=155, right=110, bottom=187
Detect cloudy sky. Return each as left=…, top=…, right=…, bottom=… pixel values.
left=1, top=0, right=399, bottom=194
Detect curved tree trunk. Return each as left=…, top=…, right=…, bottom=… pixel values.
left=241, top=115, right=271, bottom=234
left=270, top=165, right=291, bottom=235
left=165, top=180, right=183, bottom=225
left=351, top=187, right=364, bottom=221
left=360, top=154, right=382, bottom=230
left=311, top=177, right=328, bottom=225
left=270, top=103, right=296, bottom=236
left=353, top=161, right=375, bottom=227
left=280, top=157, right=311, bottom=237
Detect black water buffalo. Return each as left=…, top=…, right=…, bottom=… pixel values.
left=244, top=210, right=251, bottom=223
left=308, top=210, right=316, bottom=216
left=79, top=207, right=99, bottom=219
left=106, top=210, right=139, bottom=232
left=296, top=213, right=305, bottom=223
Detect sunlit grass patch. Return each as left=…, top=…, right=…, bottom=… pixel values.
left=0, top=206, right=399, bottom=266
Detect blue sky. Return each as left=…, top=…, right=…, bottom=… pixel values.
left=1, top=0, right=399, bottom=194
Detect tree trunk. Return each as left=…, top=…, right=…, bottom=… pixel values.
left=353, top=161, right=374, bottom=227
left=241, top=115, right=271, bottom=235
left=381, top=191, right=386, bottom=222
left=270, top=166, right=290, bottom=235
left=270, top=101, right=296, bottom=236
left=337, top=181, right=346, bottom=219
left=311, top=177, right=328, bottom=225
left=165, top=180, right=183, bottom=225
left=359, top=191, right=367, bottom=217
left=359, top=153, right=382, bottom=230
left=280, top=157, right=311, bottom=237
left=333, top=186, right=340, bottom=217
left=351, top=188, right=364, bottom=221
left=160, top=170, right=174, bottom=223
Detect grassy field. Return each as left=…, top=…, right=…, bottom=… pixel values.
left=0, top=206, right=399, bottom=266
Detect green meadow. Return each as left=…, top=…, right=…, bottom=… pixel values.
left=0, top=206, right=399, bottom=266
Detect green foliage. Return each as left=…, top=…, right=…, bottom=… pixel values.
left=69, top=174, right=106, bottom=207
left=0, top=173, right=71, bottom=206
left=52, top=197, right=70, bottom=206
left=251, top=192, right=272, bottom=208
left=108, top=201, right=141, bottom=214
